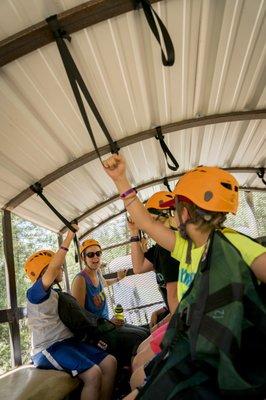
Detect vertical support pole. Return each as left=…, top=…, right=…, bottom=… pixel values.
left=244, top=191, right=259, bottom=237
left=58, top=234, right=70, bottom=293
left=74, top=236, right=83, bottom=271
left=2, top=210, right=22, bottom=367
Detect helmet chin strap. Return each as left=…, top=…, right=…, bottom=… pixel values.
left=55, top=282, right=62, bottom=290
left=175, top=197, right=193, bottom=264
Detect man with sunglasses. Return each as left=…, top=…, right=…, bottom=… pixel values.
left=72, top=239, right=123, bottom=323
left=71, top=239, right=149, bottom=373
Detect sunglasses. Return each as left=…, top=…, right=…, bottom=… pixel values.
left=85, top=251, right=102, bottom=258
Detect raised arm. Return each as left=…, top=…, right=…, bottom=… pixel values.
left=128, top=220, right=154, bottom=274
left=42, top=225, right=78, bottom=290
left=103, top=155, right=176, bottom=252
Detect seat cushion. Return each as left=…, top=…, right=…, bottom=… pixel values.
left=0, top=365, right=80, bottom=400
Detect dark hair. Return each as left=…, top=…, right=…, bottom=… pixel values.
left=177, top=201, right=227, bottom=233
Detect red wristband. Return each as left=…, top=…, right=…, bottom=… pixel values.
left=60, top=246, right=69, bottom=252
left=120, top=187, right=137, bottom=199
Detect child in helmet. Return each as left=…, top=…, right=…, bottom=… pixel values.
left=103, top=155, right=266, bottom=399
left=25, top=226, right=117, bottom=400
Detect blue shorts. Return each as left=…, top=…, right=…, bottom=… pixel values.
left=32, top=338, right=108, bottom=376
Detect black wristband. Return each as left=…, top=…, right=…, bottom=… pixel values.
left=130, top=236, right=140, bottom=242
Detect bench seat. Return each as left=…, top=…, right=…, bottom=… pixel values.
left=0, top=365, right=80, bottom=400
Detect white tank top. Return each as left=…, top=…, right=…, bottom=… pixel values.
left=27, top=289, right=73, bottom=355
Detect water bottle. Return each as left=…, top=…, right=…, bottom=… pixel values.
left=114, top=304, right=124, bottom=322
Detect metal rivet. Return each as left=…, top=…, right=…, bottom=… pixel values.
left=204, top=191, right=213, bottom=201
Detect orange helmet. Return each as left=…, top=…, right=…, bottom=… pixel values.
left=172, top=166, right=239, bottom=214
left=24, top=250, right=55, bottom=282
left=80, top=239, right=101, bottom=255
left=145, top=191, right=174, bottom=213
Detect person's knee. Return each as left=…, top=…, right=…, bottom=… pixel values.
left=100, top=354, right=117, bottom=374
left=132, top=353, right=140, bottom=371
left=132, top=350, right=146, bottom=372
left=137, top=337, right=150, bottom=353
left=78, top=365, right=102, bottom=387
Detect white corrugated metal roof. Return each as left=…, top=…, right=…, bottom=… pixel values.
left=0, top=0, right=265, bottom=237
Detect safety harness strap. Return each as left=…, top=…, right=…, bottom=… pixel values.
left=186, top=283, right=244, bottom=323
left=30, top=183, right=75, bottom=232
left=136, top=0, right=175, bottom=66
left=199, top=315, right=240, bottom=359
left=257, top=167, right=266, bottom=185
left=163, top=176, right=172, bottom=192
left=156, top=126, right=179, bottom=171
left=46, top=15, right=119, bottom=164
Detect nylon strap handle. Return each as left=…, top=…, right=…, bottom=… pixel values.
left=136, top=0, right=175, bottom=66
left=46, top=15, right=119, bottom=164
left=163, top=176, right=172, bottom=192
left=30, top=183, right=81, bottom=265
left=257, top=167, right=266, bottom=185
left=155, top=126, right=179, bottom=171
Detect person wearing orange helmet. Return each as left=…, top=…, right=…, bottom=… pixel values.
left=103, top=154, right=266, bottom=399
left=71, top=237, right=149, bottom=376
left=71, top=238, right=127, bottom=324
left=25, top=226, right=117, bottom=400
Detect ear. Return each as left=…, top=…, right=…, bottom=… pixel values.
left=182, top=206, right=190, bottom=222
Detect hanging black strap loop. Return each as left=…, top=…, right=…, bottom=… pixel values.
left=30, top=183, right=82, bottom=265
left=163, top=176, right=172, bottom=192
left=30, top=182, right=76, bottom=233
left=136, top=0, right=175, bottom=66
left=155, top=126, right=179, bottom=171
left=46, top=15, right=119, bottom=163
left=257, top=167, right=266, bottom=185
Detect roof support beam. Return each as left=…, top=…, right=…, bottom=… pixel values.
left=4, top=109, right=266, bottom=212
left=0, top=0, right=162, bottom=67
left=79, top=183, right=265, bottom=240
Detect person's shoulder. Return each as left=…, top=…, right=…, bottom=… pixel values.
left=223, top=228, right=263, bottom=248
left=72, top=272, right=86, bottom=287
left=73, top=272, right=85, bottom=281
left=27, top=278, right=51, bottom=304
left=222, top=228, right=266, bottom=265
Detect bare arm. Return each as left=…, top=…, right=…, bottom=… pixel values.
left=131, top=241, right=154, bottom=274
left=128, top=220, right=154, bottom=274
left=71, top=275, right=86, bottom=307
left=42, top=226, right=77, bottom=290
left=250, top=253, right=266, bottom=283
left=103, top=155, right=176, bottom=252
